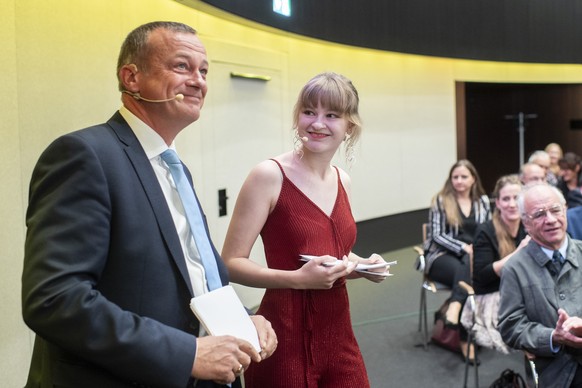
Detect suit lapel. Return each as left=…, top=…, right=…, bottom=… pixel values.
left=526, top=243, right=560, bottom=309
left=563, top=237, right=580, bottom=276
left=527, top=241, right=550, bottom=268
left=107, top=112, right=194, bottom=295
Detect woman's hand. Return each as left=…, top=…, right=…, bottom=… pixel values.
left=350, top=253, right=391, bottom=283
left=494, top=235, right=532, bottom=276
left=516, top=235, right=531, bottom=250
left=295, top=255, right=356, bottom=289
left=250, top=315, right=278, bottom=361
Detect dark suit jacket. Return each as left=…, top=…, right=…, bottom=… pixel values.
left=22, top=112, right=237, bottom=388
left=558, top=178, right=582, bottom=209
left=567, top=206, right=582, bottom=240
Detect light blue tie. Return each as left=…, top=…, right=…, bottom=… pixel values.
left=161, top=149, right=222, bottom=291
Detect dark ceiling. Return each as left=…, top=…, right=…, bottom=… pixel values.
left=193, top=0, right=582, bottom=64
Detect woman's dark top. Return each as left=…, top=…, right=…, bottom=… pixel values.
left=457, top=205, right=478, bottom=245
left=472, top=220, right=527, bottom=295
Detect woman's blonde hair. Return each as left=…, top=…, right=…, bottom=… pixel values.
left=544, top=142, right=563, bottom=158
left=491, top=174, right=522, bottom=258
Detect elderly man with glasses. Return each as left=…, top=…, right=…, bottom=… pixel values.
left=498, top=183, right=582, bottom=388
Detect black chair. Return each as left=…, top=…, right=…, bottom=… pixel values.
left=459, top=281, right=479, bottom=388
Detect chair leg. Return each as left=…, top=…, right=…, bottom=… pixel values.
left=463, top=332, right=471, bottom=388
left=530, top=359, right=538, bottom=388
left=418, top=285, right=424, bottom=332
left=524, top=355, right=539, bottom=388
left=473, top=342, right=479, bottom=388
left=419, top=287, right=429, bottom=349
left=463, top=331, right=479, bottom=388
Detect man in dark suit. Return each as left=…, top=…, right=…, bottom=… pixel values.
left=22, top=21, right=276, bottom=388
left=498, top=183, right=582, bottom=387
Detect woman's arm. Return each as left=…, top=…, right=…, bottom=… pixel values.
left=428, top=197, right=465, bottom=255
left=472, top=225, right=500, bottom=286
left=474, top=223, right=531, bottom=286
left=492, top=235, right=531, bottom=276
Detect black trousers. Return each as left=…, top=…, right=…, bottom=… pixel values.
left=428, top=252, right=471, bottom=304
left=428, top=252, right=471, bottom=341
left=571, top=364, right=582, bottom=387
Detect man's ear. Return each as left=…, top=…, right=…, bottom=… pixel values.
left=522, top=218, right=532, bottom=232
left=119, top=64, right=139, bottom=93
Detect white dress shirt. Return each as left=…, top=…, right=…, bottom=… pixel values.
left=119, top=106, right=209, bottom=298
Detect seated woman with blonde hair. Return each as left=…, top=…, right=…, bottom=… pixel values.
left=461, top=174, right=530, bottom=353
left=545, top=142, right=563, bottom=183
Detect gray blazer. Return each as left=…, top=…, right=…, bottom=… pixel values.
left=498, top=237, right=582, bottom=387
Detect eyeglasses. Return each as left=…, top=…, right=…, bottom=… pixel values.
left=525, top=204, right=564, bottom=221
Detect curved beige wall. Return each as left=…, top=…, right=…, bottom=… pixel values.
left=2, top=0, right=582, bottom=384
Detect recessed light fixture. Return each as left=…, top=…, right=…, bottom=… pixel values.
left=273, top=0, right=291, bottom=17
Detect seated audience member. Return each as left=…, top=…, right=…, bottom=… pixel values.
left=461, top=174, right=530, bottom=354
left=567, top=206, right=582, bottom=240
left=546, top=142, right=564, bottom=182
left=520, top=162, right=546, bottom=186
left=498, top=184, right=582, bottom=388
left=530, top=150, right=557, bottom=186
left=558, top=152, right=582, bottom=208
left=424, top=159, right=490, bottom=363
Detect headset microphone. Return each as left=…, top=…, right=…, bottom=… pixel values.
left=301, top=136, right=309, bottom=142
left=123, top=91, right=184, bottom=103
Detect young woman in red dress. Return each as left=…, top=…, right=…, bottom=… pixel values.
left=222, top=72, right=388, bottom=388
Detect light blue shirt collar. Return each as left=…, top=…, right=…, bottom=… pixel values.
left=540, top=238, right=568, bottom=262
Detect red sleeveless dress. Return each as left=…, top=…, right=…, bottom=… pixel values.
left=244, top=160, right=370, bottom=388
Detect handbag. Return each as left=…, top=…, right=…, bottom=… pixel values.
left=489, top=369, right=527, bottom=388
left=431, top=298, right=461, bottom=353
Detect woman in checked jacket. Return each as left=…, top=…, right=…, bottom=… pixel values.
left=424, top=159, right=491, bottom=363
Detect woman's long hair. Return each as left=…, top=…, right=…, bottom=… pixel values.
left=433, top=159, right=486, bottom=227
left=491, top=174, right=522, bottom=258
